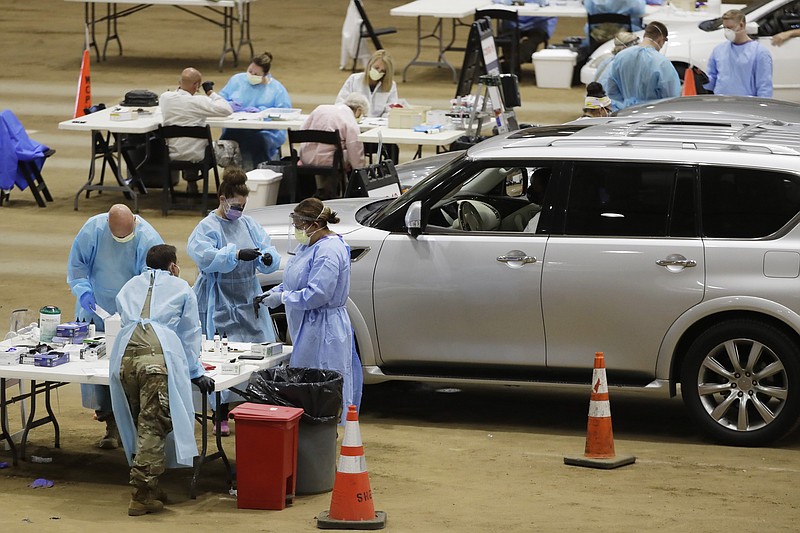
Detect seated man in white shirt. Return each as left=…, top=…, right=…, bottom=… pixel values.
left=159, top=68, right=238, bottom=191
left=298, top=93, right=370, bottom=200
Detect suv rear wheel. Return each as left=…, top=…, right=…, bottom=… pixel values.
left=680, top=320, right=800, bottom=446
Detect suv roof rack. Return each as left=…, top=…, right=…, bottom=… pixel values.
left=508, top=115, right=800, bottom=156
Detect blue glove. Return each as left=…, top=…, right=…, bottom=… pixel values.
left=261, top=291, right=283, bottom=309
left=229, top=101, right=243, bottom=112
left=79, top=292, right=96, bottom=313
left=243, top=106, right=260, bottom=113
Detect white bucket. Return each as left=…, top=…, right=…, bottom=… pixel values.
left=532, top=49, right=578, bottom=89
left=245, top=169, right=283, bottom=210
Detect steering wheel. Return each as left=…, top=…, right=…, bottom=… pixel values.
left=458, top=201, right=484, bottom=231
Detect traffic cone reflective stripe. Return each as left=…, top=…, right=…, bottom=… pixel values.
left=682, top=66, right=697, bottom=97
left=564, top=352, right=635, bottom=469
left=317, top=405, right=386, bottom=530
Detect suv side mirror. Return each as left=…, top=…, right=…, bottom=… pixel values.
left=405, top=201, right=422, bottom=238
left=745, top=21, right=759, bottom=35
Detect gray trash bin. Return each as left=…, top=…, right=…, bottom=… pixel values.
left=245, top=367, right=343, bottom=494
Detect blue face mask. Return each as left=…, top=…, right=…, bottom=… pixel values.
left=223, top=198, right=244, bottom=221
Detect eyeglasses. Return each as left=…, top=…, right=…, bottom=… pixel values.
left=289, top=213, right=316, bottom=229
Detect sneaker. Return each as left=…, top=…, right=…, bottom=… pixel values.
left=213, top=420, right=231, bottom=437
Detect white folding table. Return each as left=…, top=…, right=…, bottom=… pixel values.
left=358, top=126, right=466, bottom=159
left=0, top=342, right=290, bottom=498
left=65, top=0, right=257, bottom=71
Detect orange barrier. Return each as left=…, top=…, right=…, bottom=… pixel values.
left=682, top=66, right=697, bottom=97
left=317, top=405, right=387, bottom=530
left=564, top=352, right=636, bottom=469
left=73, top=49, right=92, bottom=118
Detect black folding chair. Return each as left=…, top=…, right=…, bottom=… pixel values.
left=0, top=148, right=56, bottom=208
left=351, top=0, right=397, bottom=72
left=587, top=13, right=632, bottom=54
left=156, top=125, right=220, bottom=216
left=288, top=129, right=346, bottom=203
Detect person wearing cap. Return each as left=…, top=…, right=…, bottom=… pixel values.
left=605, top=21, right=680, bottom=110
left=67, top=204, right=164, bottom=450
left=581, top=82, right=613, bottom=118
left=259, top=198, right=363, bottom=421
left=704, top=10, right=773, bottom=97
left=298, top=93, right=369, bottom=200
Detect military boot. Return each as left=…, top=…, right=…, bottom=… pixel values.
left=128, top=487, right=164, bottom=516
left=97, top=418, right=120, bottom=450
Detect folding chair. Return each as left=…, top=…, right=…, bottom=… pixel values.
left=0, top=109, right=54, bottom=208
left=288, top=129, right=346, bottom=203
left=587, top=13, right=632, bottom=55
left=156, top=125, right=220, bottom=216
left=351, top=0, right=397, bottom=72
left=475, top=9, right=521, bottom=76
left=0, top=149, right=55, bottom=208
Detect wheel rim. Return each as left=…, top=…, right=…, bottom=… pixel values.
left=696, top=338, right=789, bottom=433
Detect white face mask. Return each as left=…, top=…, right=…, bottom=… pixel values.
left=723, top=28, right=737, bottom=42
left=368, top=68, right=384, bottom=82
left=112, top=230, right=135, bottom=243
left=247, top=73, right=264, bottom=85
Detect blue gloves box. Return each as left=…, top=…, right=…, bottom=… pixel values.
left=34, top=351, right=70, bottom=367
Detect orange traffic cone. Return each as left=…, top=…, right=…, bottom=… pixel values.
left=564, top=352, right=636, bottom=469
left=682, top=66, right=697, bottom=97
left=73, top=49, right=92, bottom=118
left=317, top=405, right=387, bottom=530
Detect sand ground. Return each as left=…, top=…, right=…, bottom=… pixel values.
left=1, top=1, right=799, bottom=531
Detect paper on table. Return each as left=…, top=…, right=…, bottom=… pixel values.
left=94, top=305, right=111, bottom=321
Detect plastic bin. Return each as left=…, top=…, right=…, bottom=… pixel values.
left=229, top=403, right=303, bottom=510
left=532, top=49, right=578, bottom=89
left=388, top=105, right=431, bottom=129
left=245, top=367, right=343, bottom=495
left=245, top=168, right=282, bottom=210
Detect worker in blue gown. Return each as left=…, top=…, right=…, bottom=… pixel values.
left=187, top=167, right=281, bottom=435
left=219, top=51, right=292, bottom=170
left=67, top=204, right=163, bottom=449
left=605, top=21, right=680, bottom=111
left=704, top=9, right=773, bottom=98
left=261, top=198, right=363, bottom=421
left=108, top=244, right=214, bottom=516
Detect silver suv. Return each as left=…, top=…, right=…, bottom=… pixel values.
left=252, top=116, right=800, bottom=446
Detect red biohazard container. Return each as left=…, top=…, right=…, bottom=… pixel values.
left=230, top=403, right=304, bottom=510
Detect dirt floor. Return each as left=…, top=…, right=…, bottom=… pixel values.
left=1, top=0, right=800, bottom=531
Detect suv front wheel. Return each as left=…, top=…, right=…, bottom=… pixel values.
left=680, top=320, right=800, bottom=446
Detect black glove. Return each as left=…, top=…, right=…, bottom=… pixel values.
left=191, top=375, right=215, bottom=394
left=201, top=81, right=214, bottom=94
left=238, top=248, right=261, bottom=261
left=261, top=252, right=273, bottom=266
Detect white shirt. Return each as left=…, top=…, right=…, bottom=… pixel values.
left=335, top=73, right=398, bottom=118
left=159, top=88, right=233, bottom=162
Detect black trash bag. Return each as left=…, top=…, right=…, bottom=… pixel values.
left=257, top=157, right=296, bottom=204
left=245, top=367, right=343, bottom=423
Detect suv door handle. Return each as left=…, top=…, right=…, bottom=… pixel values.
left=497, top=251, right=537, bottom=264
left=656, top=254, right=697, bottom=268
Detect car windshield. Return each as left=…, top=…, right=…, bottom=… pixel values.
left=361, top=152, right=469, bottom=227
left=699, top=0, right=773, bottom=31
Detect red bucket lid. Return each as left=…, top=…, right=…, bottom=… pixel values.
left=230, top=403, right=303, bottom=422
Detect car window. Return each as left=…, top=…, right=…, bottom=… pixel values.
left=699, top=0, right=774, bottom=31
left=427, top=162, right=557, bottom=233
left=757, top=0, right=800, bottom=36
left=700, top=166, right=800, bottom=238
left=564, top=163, right=691, bottom=237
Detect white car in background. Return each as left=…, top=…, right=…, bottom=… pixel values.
left=580, top=0, right=800, bottom=103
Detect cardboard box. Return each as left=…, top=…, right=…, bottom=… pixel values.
left=388, top=105, right=431, bottom=129
left=256, top=342, right=283, bottom=357
left=34, top=351, right=70, bottom=367
left=220, top=361, right=241, bottom=375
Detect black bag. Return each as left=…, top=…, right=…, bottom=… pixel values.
left=120, top=89, right=159, bottom=107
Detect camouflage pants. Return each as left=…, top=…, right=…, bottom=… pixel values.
left=120, top=350, right=172, bottom=491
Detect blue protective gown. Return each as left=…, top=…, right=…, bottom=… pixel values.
left=605, top=46, right=681, bottom=110
left=0, top=110, right=50, bottom=191
left=704, top=40, right=773, bottom=98
left=188, top=211, right=281, bottom=342
left=109, top=269, right=205, bottom=468
left=67, top=213, right=163, bottom=411
left=274, top=235, right=362, bottom=418
left=219, top=73, right=292, bottom=167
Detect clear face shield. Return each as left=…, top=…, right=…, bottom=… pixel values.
left=286, top=212, right=318, bottom=255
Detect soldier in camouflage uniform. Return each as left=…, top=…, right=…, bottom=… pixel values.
left=109, top=244, right=214, bottom=516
